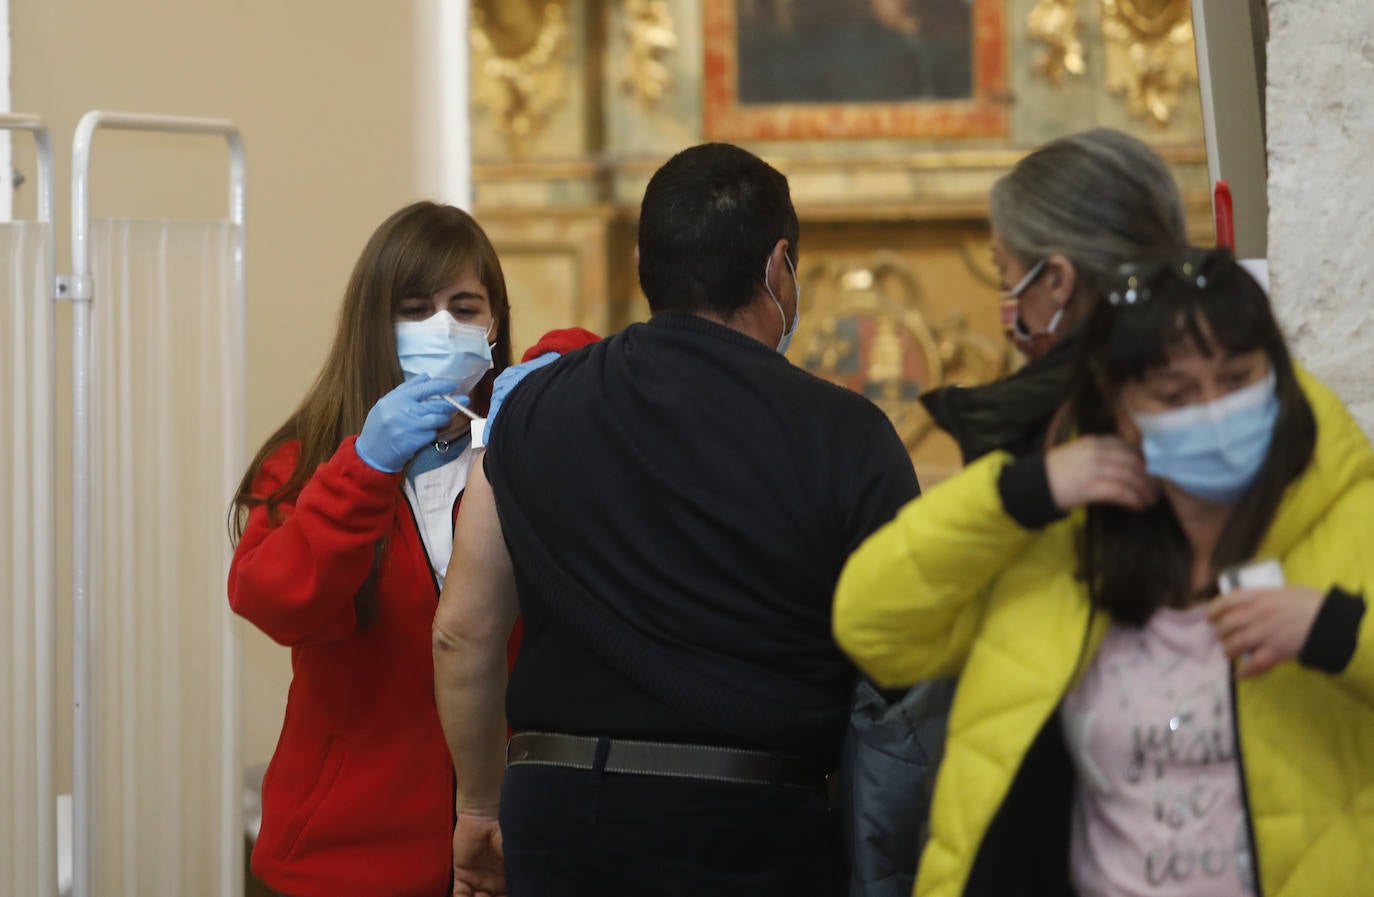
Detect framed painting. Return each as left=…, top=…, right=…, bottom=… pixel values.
left=704, top=0, right=1008, bottom=140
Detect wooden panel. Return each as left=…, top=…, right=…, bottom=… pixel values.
left=476, top=208, right=618, bottom=355
left=499, top=247, right=583, bottom=355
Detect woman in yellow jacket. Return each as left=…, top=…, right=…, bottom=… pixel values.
left=834, top=248, right=1374, bottom=897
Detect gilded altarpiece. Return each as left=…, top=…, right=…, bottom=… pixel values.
left=470, top=0, right=1213, bottom=483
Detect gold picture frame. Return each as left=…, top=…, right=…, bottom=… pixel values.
left=704, top=0, right=1010, bottom=141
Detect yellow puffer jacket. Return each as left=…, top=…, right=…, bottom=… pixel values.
left=834, top=372, right=1374, bottom=897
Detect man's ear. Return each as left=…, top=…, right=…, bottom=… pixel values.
left=1043, top=253, right=1078, bottom=308
left=766, top=239, right=790, bottom=289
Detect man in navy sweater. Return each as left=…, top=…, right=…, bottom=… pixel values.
left=433, top=142, right=919, bottom=897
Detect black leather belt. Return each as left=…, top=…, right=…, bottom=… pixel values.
left=507, top=732, right=824, bottom=790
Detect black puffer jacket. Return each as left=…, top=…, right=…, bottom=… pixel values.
left=839, top=337, right=1078, bottom=897
left=919, top=336, right=1078, bottom=463
left=838, top=677, right=957, bottom=897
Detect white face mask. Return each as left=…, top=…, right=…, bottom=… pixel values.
left=394, top=310, right=494, bottom=397
left=765, top=254, right=801, bottom=355
left=999, top=258, right=1065, bottom=347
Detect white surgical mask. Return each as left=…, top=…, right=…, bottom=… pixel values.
left=394, top=310, right=494, bottom=397
left=999, top=258, right=1066, bottom=346
left=765, top=254, right=801, bottom=355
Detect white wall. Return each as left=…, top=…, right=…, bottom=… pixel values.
left=1268, top=0, right=1374, bottom=432
left=1, top=0, right=12, bottom=221
left=13, top=0, right=439, bottom=780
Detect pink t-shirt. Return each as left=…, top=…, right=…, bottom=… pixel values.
left=1060, top=605, right=1256, bottom=897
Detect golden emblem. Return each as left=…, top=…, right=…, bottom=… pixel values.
left=1101, top=0, right=1198, bottom=125
left=791, top=255, right=1007, bottom=453
left=622, top=0, right=679, bottom=105
left=1027, top=0, right=1086, bottom=84
left=470, top=1, right=571, bottom=153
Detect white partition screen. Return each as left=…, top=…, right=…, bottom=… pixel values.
left=0, top=218, right=56, bottom=897
left=86, top=218, right=243, bottom=895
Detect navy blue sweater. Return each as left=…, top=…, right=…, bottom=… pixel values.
left=486, top=313, right=919, bottom=766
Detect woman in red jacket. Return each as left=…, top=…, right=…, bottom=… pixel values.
left=228, top=201, right=514, bottom=897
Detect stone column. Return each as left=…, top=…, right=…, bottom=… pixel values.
left=415, top=0, right=473, bottom=210
left=1268, top=0, right=1374, bottom=432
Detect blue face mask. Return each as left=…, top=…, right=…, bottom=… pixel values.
left=1133, top=370, right=1279, bottom=504
left=765, top=254, right=801, bottom=355
left=394, top=310, right=494, bottom=397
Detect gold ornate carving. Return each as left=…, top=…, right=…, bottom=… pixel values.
left=622, top=0, right=678, bottom=105
left=933, top=311, right=1013, bottom=389
left=1028, top=0, right=1086, bottom=84
left=791, top=254, right=1007, bottom=452
left=470, top=1, right=571, bottom=153
left=1101, top=0, right=1199, bottom=125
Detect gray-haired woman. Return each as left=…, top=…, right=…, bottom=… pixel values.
left=922, top=127, right=1190, bottom=462
left=841, top=128, right=1191, bottom=897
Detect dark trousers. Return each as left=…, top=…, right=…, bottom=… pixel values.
left=500, top=761, right=844, bottom=897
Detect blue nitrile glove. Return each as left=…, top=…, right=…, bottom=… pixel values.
left=355, top=375, right=460, bottom=473
left=487, top=351, right=560, bottom=429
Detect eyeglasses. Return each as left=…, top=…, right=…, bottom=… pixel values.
left=1000, top=258, right=1047, bottom=343
left=1000, top=258, right=1047, bottom=300
left=1107, top=247, right=1236, bottom=307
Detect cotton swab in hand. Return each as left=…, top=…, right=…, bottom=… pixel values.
left=440, top=394, right=481, bottom=421
left=435, top=394, right=488, bottom=448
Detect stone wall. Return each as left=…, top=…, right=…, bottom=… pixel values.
left=1268, top=0, right=1374, bottom=432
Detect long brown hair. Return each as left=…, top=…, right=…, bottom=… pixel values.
left=1060, top=252, right=1315, bottom=625
left=230, top=202, right=512, bottom=616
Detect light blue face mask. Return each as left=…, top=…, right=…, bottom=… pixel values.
left=765, top=253, right=801, bottom=355
left=394, top=310, right=494, bottom=397
left=1133, top=370, right=1279, bottom=504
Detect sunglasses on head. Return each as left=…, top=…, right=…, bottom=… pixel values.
left=1106, top=247, right=1236, bottom=307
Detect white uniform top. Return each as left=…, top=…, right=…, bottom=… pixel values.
left=401, top=442, right=481, bottom=589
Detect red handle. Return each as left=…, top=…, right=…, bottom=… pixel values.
left=1214, top=180, right=1235, bottom=250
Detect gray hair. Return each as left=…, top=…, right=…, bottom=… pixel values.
left=989, top=128, right=1188, bottom=299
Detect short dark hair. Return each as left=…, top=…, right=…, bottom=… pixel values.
left=637, top=143, right=800, bottom=316
left=1061, top=250, right=1316, bottom=626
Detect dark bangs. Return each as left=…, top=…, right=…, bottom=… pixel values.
left=1097, top=260, right=1281, bottom=387
left=393, top=225, right=487, bottom=308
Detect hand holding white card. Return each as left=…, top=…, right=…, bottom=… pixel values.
left=1217, top=558, right=1285, bottom=595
